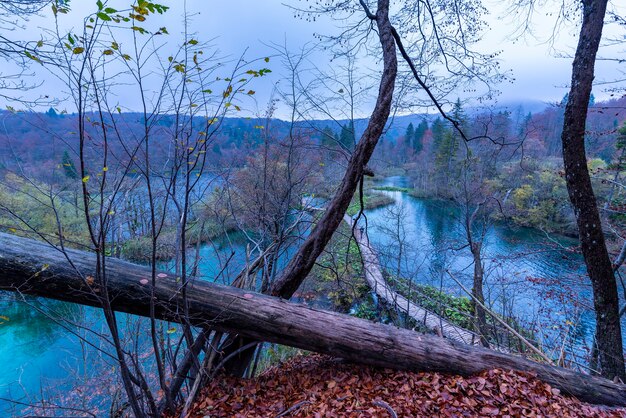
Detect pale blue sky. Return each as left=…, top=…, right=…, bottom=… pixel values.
left=7, top=0, right=626, bottom=117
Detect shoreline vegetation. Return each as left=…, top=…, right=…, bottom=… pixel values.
left=122, top=220, right=239, bottom=262
left=368, top=176, right=582, bottom=238
left=118, top=174, right=586, bottom=264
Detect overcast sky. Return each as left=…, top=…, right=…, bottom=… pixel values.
left=9, top=0, right=626, bottom=117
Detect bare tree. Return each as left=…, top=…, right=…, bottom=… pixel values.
left=0, top=0, right=53, bottom=104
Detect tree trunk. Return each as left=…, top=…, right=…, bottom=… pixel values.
left=471, top=242, right=489, bottom=348
left=1, top=232, right=626, bottom=406
left=269, top=0, right=397, bottom=300
left=219, top=0, right=399, bottom=376
left=561, top=0, right=625, bottom=381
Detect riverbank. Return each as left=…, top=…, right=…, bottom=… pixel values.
left=385, top=274, right=538, bottom=353
left=369, top=177, right=580, bottom=238
left=122, top=219, right=238, bottom=262
left=346, top=193, right=394, bottom=216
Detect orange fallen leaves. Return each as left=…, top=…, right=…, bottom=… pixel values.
left=184, top=354, right=626, bottom=417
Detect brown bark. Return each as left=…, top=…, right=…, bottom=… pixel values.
left=470, top=242, right=489, bottom=348
left=269, top=0, right=397, bottom=299
left=219, top=0, right=399, bottom=376
left=1, top=232, right=626, bottom=406
left=561, top=0, right=625, bottom=381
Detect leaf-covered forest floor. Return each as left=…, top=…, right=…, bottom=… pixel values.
left=183, top=354, right=626, bottom=417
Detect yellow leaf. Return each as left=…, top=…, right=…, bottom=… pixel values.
left=82, top=175, right=90, bottom=183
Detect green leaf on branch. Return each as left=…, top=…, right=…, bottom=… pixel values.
left=131, top=26, right=147, bottom=34
left=97, top=12, right=111, bottom=21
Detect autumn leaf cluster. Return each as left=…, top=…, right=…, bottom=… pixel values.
left=185, top=354, right=625, bottom=417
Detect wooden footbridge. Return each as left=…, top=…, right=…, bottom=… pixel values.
left=343, top=215, right=482, bottom=346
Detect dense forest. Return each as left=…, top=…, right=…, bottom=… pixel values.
left=0, top=0, right=626, bottom=417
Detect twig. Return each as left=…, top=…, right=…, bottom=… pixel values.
left=275, top=400, right=312, bottom=417
left=373, top=400, right=398, bottom=418
left=209, top=342, right=259, bottom=379
left=446, top=270, right=553, bottom=364
left=180, top=331, right=224, bottom=418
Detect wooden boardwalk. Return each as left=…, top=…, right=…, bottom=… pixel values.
left=344, top=215, right=482, bottom=346
left=301, top=198, right=481, bottom=346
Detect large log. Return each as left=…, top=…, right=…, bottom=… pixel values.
left=0, top=232, right=625, bottom=406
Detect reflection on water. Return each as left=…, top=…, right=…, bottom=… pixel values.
left=0, top=231, right=250, bottom=414
left=0, top=295, right=90, bottom=410
left=366, top=176, right=624, bottom=364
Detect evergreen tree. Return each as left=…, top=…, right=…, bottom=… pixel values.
left=618, top=122, right=626, bottom=149
left=433, top=100, right=465, bottom=193
left=405, top=122, right=415, bottom=145
left=61, top=150, right=78, bottom=179
left=518, top=112, right=532, bottom=137
left=431, top=118, right=445, bottom=144
left=320, top=127, right=336, bottom=148
left=413, top=120, right=428, bottom=154
left=339, top=121, right=355, bottom=151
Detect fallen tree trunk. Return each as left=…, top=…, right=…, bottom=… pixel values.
left=0, top=232, right=625, bottom=406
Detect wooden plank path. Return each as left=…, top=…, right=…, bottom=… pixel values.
left=343, top=215, right=482, bottom=346
left=301, top=198, right=481, bottom=345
